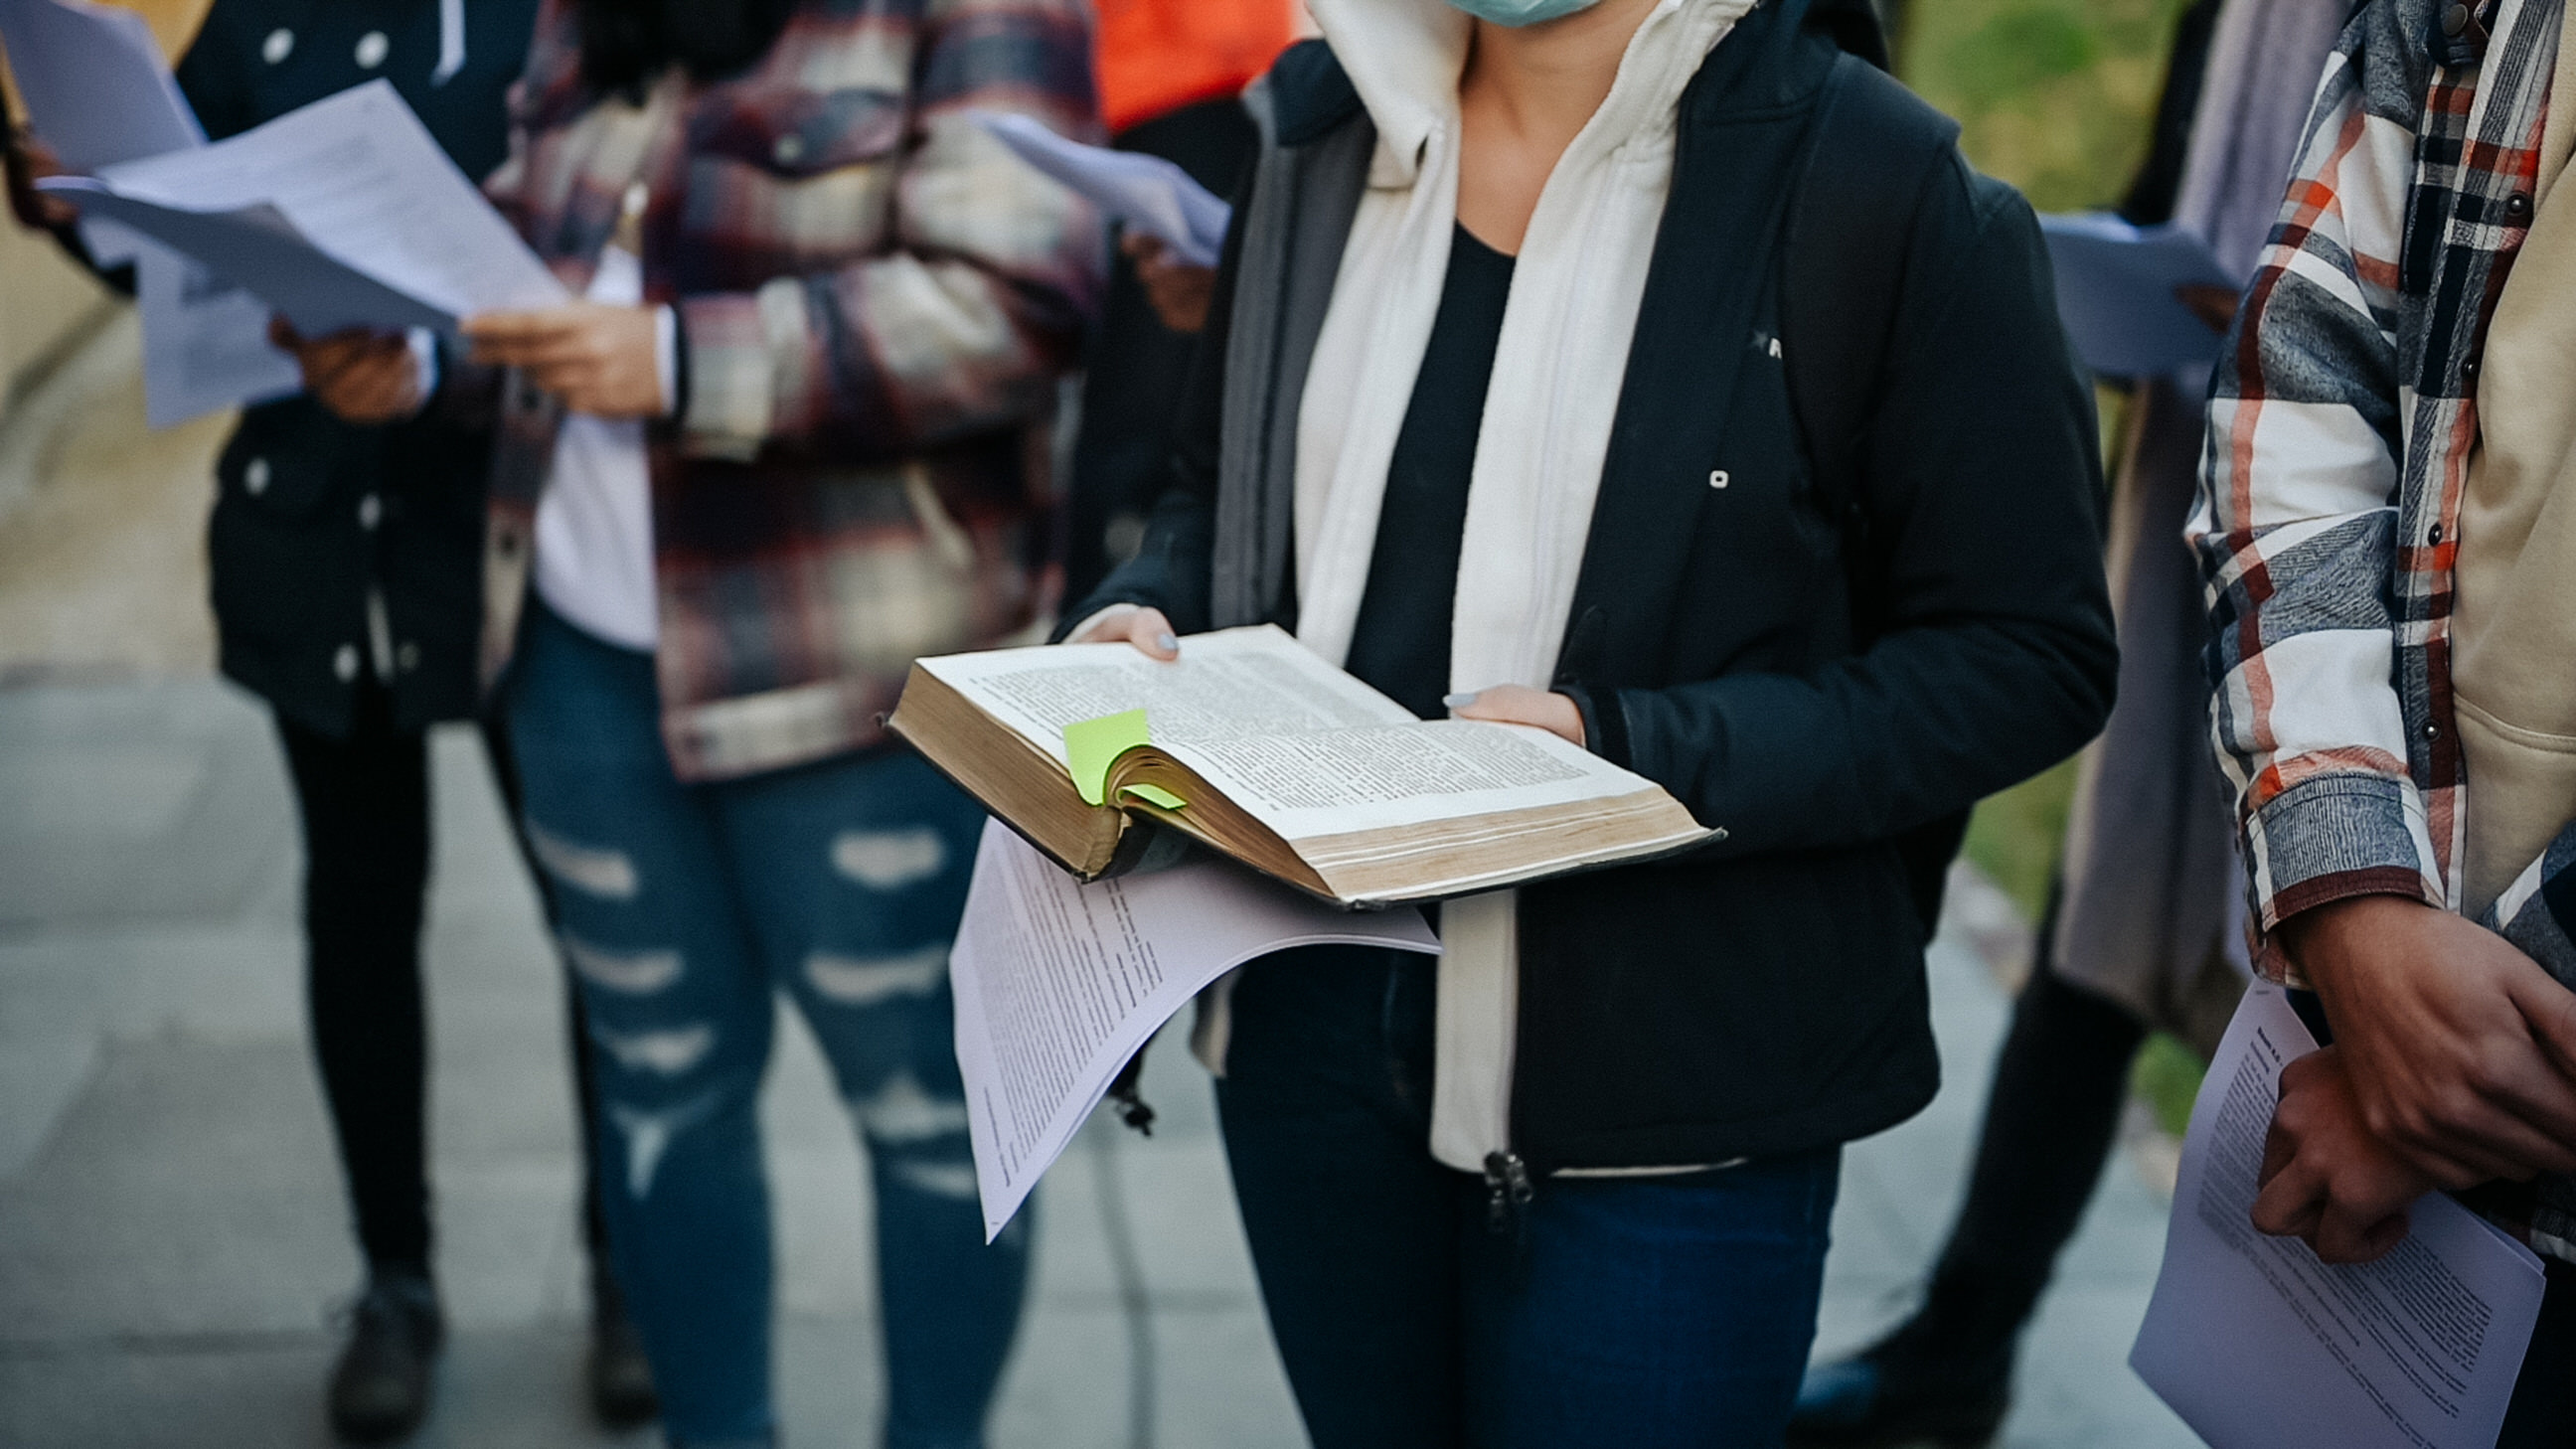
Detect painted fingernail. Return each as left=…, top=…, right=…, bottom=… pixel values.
left=1155, top=633, right=1179, bottom=653
left=1443, top=692, right=1477, bottom=709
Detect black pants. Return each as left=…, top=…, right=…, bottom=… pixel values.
left=274, top=682, right=609, bottom=1279
left=1923, top=949, right=2147, bottom=1353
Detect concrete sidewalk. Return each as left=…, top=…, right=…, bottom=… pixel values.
left=0, top=669, right=2204, bottom=1448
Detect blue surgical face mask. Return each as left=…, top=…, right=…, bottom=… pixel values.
left=1442, top=0, right=1605, bottom=27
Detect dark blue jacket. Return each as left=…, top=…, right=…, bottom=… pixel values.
left=177, top=0, right=537, bottom=736
left=1071, top=0, right=2118, bottom=1172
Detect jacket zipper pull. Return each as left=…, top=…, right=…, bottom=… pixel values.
left=1483, top=1151, right=1533, bottom=1234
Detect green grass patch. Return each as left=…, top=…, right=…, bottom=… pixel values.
left=2132, top=1032, right=2207, bottom=1137
left=1897, top=0, right=2197, bottom=213
left=1961, top=756, right=2079, bottom=921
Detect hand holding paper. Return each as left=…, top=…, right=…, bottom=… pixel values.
left=462, top=303, right=666, bottom=419
left=272, top=319, right=425, bottom=426
left=970, top=110, right=1230, bottom=267
left=2036, top=212, right=2241, bottom=378
left=1122, top=234, right=1217, bottom=333
left=5, top=134, right=80, bottom=231
left=38, top=80, right=566, bottom=339
left=0, top=0, right=303, bottom=424
left=2249, top=1045, right=2438, bottom=1263
left=2129, top=983, right=2546, bottom=1449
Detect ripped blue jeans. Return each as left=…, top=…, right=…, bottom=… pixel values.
left=507, top=601, right=1029, bottom=1449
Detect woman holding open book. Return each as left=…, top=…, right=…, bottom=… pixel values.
left=452, top=0, right=1101, bottom=1445
left=1062, top=0, right=2118, bottom=1441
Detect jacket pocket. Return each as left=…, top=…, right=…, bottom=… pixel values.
left=690, top=85, right=906, bottom=177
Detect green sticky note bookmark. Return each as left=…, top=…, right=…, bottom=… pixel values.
left=1123, top=783, right=1187, bottom=810
left=1064, top=709, right=1154, bottom=807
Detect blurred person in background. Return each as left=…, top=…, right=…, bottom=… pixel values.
left=2192, top=0, right=2576, bottom=1438
left=1786, top=0, right=2349, bottom=1441
left=1060, top=0, right=1298, bottom=600
left=1063, top=0, right=2116, bottom=1439
left=3, top=2, right=658, bottom=1440
left=454, top=0, right=1101, bottom=1444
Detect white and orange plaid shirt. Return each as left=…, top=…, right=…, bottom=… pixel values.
left=2192, top=0, right=2558, bottom=940
left=2191, top=0, right=2574, bottom=1261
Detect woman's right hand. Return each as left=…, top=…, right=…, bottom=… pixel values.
left=270, top=318, right=426, bottom=425
left=5, top=130, right=79, bottom=232
left=1068, top=603, right=1180, bottom=661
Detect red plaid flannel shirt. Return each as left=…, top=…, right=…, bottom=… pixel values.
left=480, top=0, right=1104, bottom=780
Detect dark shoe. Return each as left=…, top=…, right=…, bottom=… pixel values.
left=1787, top=1349, right=2009, bottom=1448
left=587, top=1276, right=659, bottom=1430
left=1790, top=1258, right=2042, bottom=1448
left=328, top=1273, right=443, bottom=1444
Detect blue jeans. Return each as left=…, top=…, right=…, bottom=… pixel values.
left=1217, top=946, right=1840, bottom=1449
left=508, top=602, right=1029, bottom=1449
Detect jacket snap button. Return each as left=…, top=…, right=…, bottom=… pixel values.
left=2442, top=2, right=2472, bottom=33
left=334, top=644, right=361, bottom=682
left=244, top=457, right=271, bottom=495
left=355, top=31, right=388, bottom=69
left=261, top=27, right=293, bottom=64
left=2462, top=355, right=2482, bottom=383
left=359, top=493, right=383, bottom=531
left=773, top=133, right=807, bottom=166
left=2506, top=191, right=2533, bottom=221
left=2423, top=721, right=2441, bottom=741
left=2428, top=523, right=2444, bottom=544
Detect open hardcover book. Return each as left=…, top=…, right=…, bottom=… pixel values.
left=886, top=625, right=1715, bottom=906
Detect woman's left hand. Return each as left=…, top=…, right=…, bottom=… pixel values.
left=462, top=303, right=663, bottom=418
left=1446, top=686, right=1585, bottom=746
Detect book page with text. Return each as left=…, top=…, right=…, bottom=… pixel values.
left=919, top=626, right=1672, bottom=839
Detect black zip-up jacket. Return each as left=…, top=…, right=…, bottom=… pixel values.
left=1070, top=0, right=2119, bottom=1173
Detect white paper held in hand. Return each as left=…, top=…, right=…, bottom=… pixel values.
left=38, top=80, right=565, bottom=337
left=968, top=110, right=1230, bottom=267
left=132, top=242, right=305, bottom=426
left=0, top=0, right=301, bottom=424
left=949, top=819, right=1439, bottom=1239
left=2129, top=981, right=2547, bottom=1449
left=0, top=0, right=200, bottom=170
left=2038, top=212, right=2241, bottom=379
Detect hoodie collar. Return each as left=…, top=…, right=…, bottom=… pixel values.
left=1303, top=0, right=1756, bottom=187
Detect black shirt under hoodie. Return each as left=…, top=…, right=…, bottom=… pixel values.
left=1346, top=226, right=1517, bottom=722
